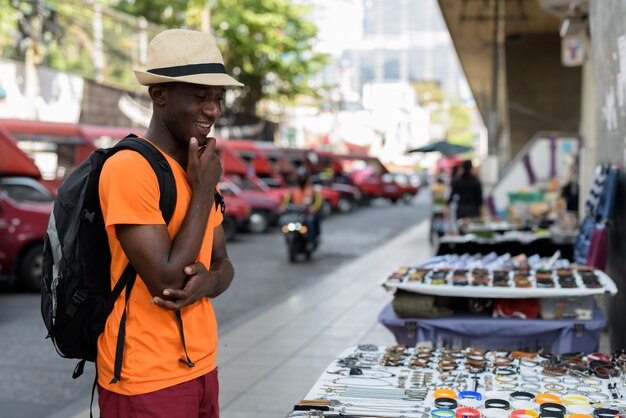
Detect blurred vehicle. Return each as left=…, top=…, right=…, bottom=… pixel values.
left=391, top=172, right=421, bottom=203
left=0, top=123, right=55, bottom=291
left=223, top=139, right=290, bottom=204
left=314, top=150, right=361, bottom=213
left=279, top=204, right=317, bottom=263
left=217, top=180, right=252, bottom=241
left=279, top=147, right=341, bottom=217
left=215, top=141, right=282, bottom=233
left=334, top=152, right=401, bottom=204
left=0, top=177, right=53, bottom=291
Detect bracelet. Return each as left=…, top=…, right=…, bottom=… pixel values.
left=510, top=391, right=535, bottom=401
left=562, top=377, right=580, bottom=385
left=587, top=392, right=610, bottom=402
left=587, top=353, right=610, bottom=362
left=520, top=359, right=539, bottom=367
left=540, top=403, right=567, bottom=415
left=535, top=393, right=561, bottom=404
left=459, top=399, right=482, bottom=409
left=511, top=410, right=539, bottom=418
left=520, top=382, right=541, bottom=391
left=495, top=367, right=517, bottom=376
left=498, top=382, right=518, bottom=391
left=432, top=408, right=456, bottom=418
left=456, top=407, right=481, bottom=418
left=434, top=388, right=457, bottom=399
left=512, top=351, right=537, bottom=359
left=560, top=352, right=584, bottom=360
left=484, top=399, right=510, bottom=410
left=561, top=394, right=590, bottom=406
left=459, top=391, right=482, bottom=400
left=495, top=375, right=517, bottom=383
left=576, top=385, right=601, bottom=394
left=593, top=365, right=621, bottom=379
left=542, top=366, right=566, bottom=377
left=522, top=375, right=541, bottom=382
left=593, top=408, right=620, bottom=418
left=544, top=383, right=565, bottom=392
left=435, top=397, right=458, bottom=409
left=581, top=377, right=602, bottom=386
left=542, top=377, right=562, bottom=383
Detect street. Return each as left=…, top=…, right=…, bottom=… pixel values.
left=0, top=192, right=430, bottom=418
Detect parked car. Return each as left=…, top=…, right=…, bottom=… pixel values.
left=222, top=174, right=282, bottom=233
left=0, top=176, right=54, bottom=291
left=392, top=172, right=421, bottom=203
left=218, top=180, right=252, bottom=241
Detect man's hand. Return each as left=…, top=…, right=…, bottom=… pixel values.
left=151, top=262, right=218, bottom=311
left=186, top=137, right=222, bottom=197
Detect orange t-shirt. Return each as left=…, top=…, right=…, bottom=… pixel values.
left=97, top=142, right=222, bottom=396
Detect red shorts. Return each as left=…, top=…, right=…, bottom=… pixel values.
left=98, top=369, right=219, bottom=418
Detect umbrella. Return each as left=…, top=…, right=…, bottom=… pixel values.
left=406, top=140, right=472, bottom=157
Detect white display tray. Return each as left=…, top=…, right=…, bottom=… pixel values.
left=381, top=269, right=617, bottom=299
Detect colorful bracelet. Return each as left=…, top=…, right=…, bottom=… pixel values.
left=435, top=388, right=458, bottom=399
left=511, top=410, right=539, bottom=418
left=432, top=408, right=457, bottom=418
left=459, top=391, right=482, bottom=400
left=456, top=407, right=481, bottom=418
left=535, top=393, right=562, bottom=404
left=484, top=399, right=510, bottom=410
left=561, top=394, right=590, bottom=406
left=435, top=397, right=458, bottom=410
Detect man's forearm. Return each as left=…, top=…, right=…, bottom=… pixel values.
left=164, top=193, right=213, bottom=289
left=207, top=257, right=234, bottom=298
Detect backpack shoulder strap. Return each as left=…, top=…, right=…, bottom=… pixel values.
left=106, top=134, right=176, bottom=224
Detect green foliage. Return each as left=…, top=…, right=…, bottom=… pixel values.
left=411, top=81, right=445, bottom=105
left=195, top=0, right=330, bottom=116
left=113, top=0, right=187, bottom=28
left=0, top=3, right=19, bottom=60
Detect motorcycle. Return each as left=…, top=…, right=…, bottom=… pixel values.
left=279, top=204, right=318, bottom=262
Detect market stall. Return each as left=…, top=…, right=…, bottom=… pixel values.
left=290, top=344, right=626, bottom=418
left=377, top=253, right=617, bottom=353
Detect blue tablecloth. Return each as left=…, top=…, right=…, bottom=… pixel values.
left=378, top=302, right=606, bottom=353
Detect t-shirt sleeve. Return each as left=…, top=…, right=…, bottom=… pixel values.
left=210, top=185, right=224, bottom=228
left=99, top=150, right=165, bottom=231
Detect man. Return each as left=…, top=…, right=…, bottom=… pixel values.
left=97, top=29, right=241, bottom=417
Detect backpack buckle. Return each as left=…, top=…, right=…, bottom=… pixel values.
left=72, top=289, right=88, bottom=305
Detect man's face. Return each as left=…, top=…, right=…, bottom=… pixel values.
left=162, top=82, right=226, bottom=147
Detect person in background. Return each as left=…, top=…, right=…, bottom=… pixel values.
left=448, top=159, right=485, bottom=221
left=558, top=161, right=579, bottom=214
left=281, top=166, right=323, bottom=250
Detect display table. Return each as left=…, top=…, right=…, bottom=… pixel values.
left=291, top=345, right=626, bottom=418
left=378, top=302, right=606, bottom=354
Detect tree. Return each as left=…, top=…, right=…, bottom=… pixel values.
left=114, top=0, right=329, bottom=120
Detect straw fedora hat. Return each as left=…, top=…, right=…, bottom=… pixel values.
left=133, top=29, right=243, bottom=87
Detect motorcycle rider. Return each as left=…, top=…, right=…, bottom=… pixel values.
left=280, top=166, right=323, bottom=250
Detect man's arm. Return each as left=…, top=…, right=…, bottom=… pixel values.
left=115, top=137, right=221, bottom=297
left=151, top=225, right=235, bottom=310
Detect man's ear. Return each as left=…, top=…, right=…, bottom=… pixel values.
left=148, top=84, right=167, bottom=107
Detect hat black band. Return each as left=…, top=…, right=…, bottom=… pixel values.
left=148, top=63, right=227, bottom=77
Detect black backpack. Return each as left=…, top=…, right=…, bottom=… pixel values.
left=41, top=135, right=179, bottom=382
